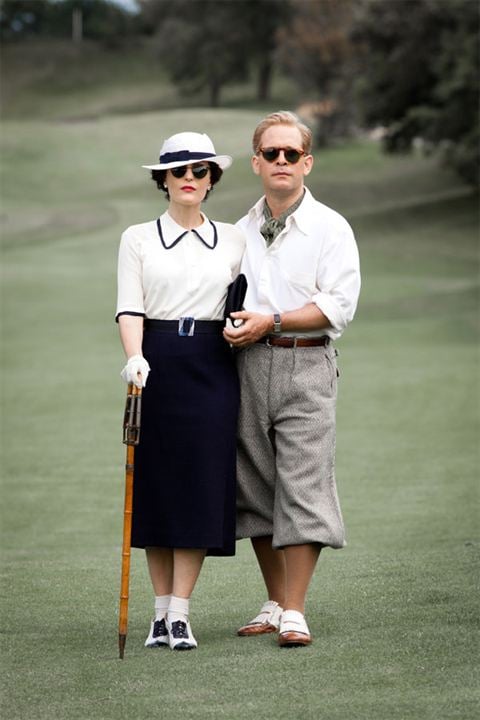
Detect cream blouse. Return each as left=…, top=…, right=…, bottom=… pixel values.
left=116, top=211, right=245, bottom=321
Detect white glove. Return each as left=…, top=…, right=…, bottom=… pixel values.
left=120, top=354, right=150, bottom=388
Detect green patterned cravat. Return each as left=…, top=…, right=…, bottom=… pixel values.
left=260, top=191, right=305, bottom=247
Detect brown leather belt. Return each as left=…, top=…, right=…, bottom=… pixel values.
left=256, top=335, right=330, bottom=348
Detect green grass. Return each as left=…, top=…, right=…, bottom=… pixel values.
left=1, top=103, right=479, bottom=720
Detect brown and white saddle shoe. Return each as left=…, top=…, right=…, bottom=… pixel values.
left=278, top=610, right=312, bottom=648
left=237, top=601, right=283, bottom=636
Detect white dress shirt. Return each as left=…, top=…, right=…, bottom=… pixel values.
left=116, top=211, right=245, bottom=321
left=236, top=187, right=361, bottom=340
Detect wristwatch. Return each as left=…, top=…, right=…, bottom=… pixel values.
left=273, top=313, right=282, bottom=334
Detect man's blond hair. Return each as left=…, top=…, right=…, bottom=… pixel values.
left=252, top=111, right=313, bottom=154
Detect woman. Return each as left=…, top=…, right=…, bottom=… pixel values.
left=116, top=132, right=245, bottom=651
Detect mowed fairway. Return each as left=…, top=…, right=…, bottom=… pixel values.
left=1, top=108, right=478, bottom=720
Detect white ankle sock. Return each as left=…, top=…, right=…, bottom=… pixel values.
left=154, top=594, right=171, bottom=621
left=168, top=595, right=190, bottom=623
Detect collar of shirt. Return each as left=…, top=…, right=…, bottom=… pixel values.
left=248, top=186, right=315, bottom=237
left=261, top=189, right=306, bottom=247
left=158, top=210, right=217, bottom=250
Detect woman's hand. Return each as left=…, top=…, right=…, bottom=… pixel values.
left=120, top=354, right=151, bottom=388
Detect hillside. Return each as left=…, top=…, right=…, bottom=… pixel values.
left=0, top=39, right=300, bottom=121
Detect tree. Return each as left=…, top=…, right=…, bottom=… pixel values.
left=0, top=0, right=137, bottom=44
left=276, top=0, right=357, bottom=145
left=147, top=0, right=249, bottom=106
left=0, top=0, right=52, bottom=40
left=353, top=0, right=480, bottom=185
left=240, top=0, right=292, bottom=102
left=138, top=0, right=291, bottom=105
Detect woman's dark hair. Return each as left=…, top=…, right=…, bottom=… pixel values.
left=151, top=162, right=223, bottom=201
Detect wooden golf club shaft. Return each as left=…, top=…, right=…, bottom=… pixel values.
left=118, top=383, right=141, bottom=659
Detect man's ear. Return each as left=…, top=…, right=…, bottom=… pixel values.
left=303, top=155, right=314, bottom=176
left=251, top=154, right=261, bottom=175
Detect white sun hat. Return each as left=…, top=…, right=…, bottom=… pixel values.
left=142, top=132, right=232, bottom=171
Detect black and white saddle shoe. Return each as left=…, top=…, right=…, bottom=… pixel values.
left=144, top=618, right=169, bottom=648
left=167, top=618, right=198, bottom=651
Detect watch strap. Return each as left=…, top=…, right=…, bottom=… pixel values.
left=273, top=313, right=282, bottom=334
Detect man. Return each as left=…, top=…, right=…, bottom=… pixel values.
left=223, top=111, right=360, bottom=648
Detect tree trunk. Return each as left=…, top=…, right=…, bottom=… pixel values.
left=209, top=79, right=221, bottom=107
left=257, top=58, right=272, bottom=102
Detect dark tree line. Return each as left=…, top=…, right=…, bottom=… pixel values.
left=352, top=0, right=479, bottom=185
left=0, top=0, right=138, bottom=43
left=2, top=0, right=478, bottom=184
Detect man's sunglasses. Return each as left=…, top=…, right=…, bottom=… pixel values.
left=259, top=147, right=306, bottom=164
left=170, top=163, right=210, bottom=179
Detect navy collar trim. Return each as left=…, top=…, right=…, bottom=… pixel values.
left=156, top=217, right=218, bottom=250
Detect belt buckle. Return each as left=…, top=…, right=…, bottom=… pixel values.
left=178, top=317, right=195, bottom=336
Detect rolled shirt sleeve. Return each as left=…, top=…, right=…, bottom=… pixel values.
left=312, top=220, right=361, bottom=333
left=238, top=188, right=361, bottom=340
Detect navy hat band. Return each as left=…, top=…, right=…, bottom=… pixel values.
left=159, top=150, right=216, bottom=164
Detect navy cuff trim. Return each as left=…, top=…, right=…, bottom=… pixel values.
left=115, top=311, right=145, bottom=323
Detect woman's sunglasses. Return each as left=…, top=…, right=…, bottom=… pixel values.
left=259, top=147, right=305, bottom=164
left=170, top=163, right=210, bottom=179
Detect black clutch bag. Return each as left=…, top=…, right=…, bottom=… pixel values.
left=224, top=273, right=248, bottom=319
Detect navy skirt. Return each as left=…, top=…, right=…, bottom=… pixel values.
left=131, top=322, right=239, bottom=556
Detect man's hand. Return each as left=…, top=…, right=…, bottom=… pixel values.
left=223, top=311, right=273, bottom=348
